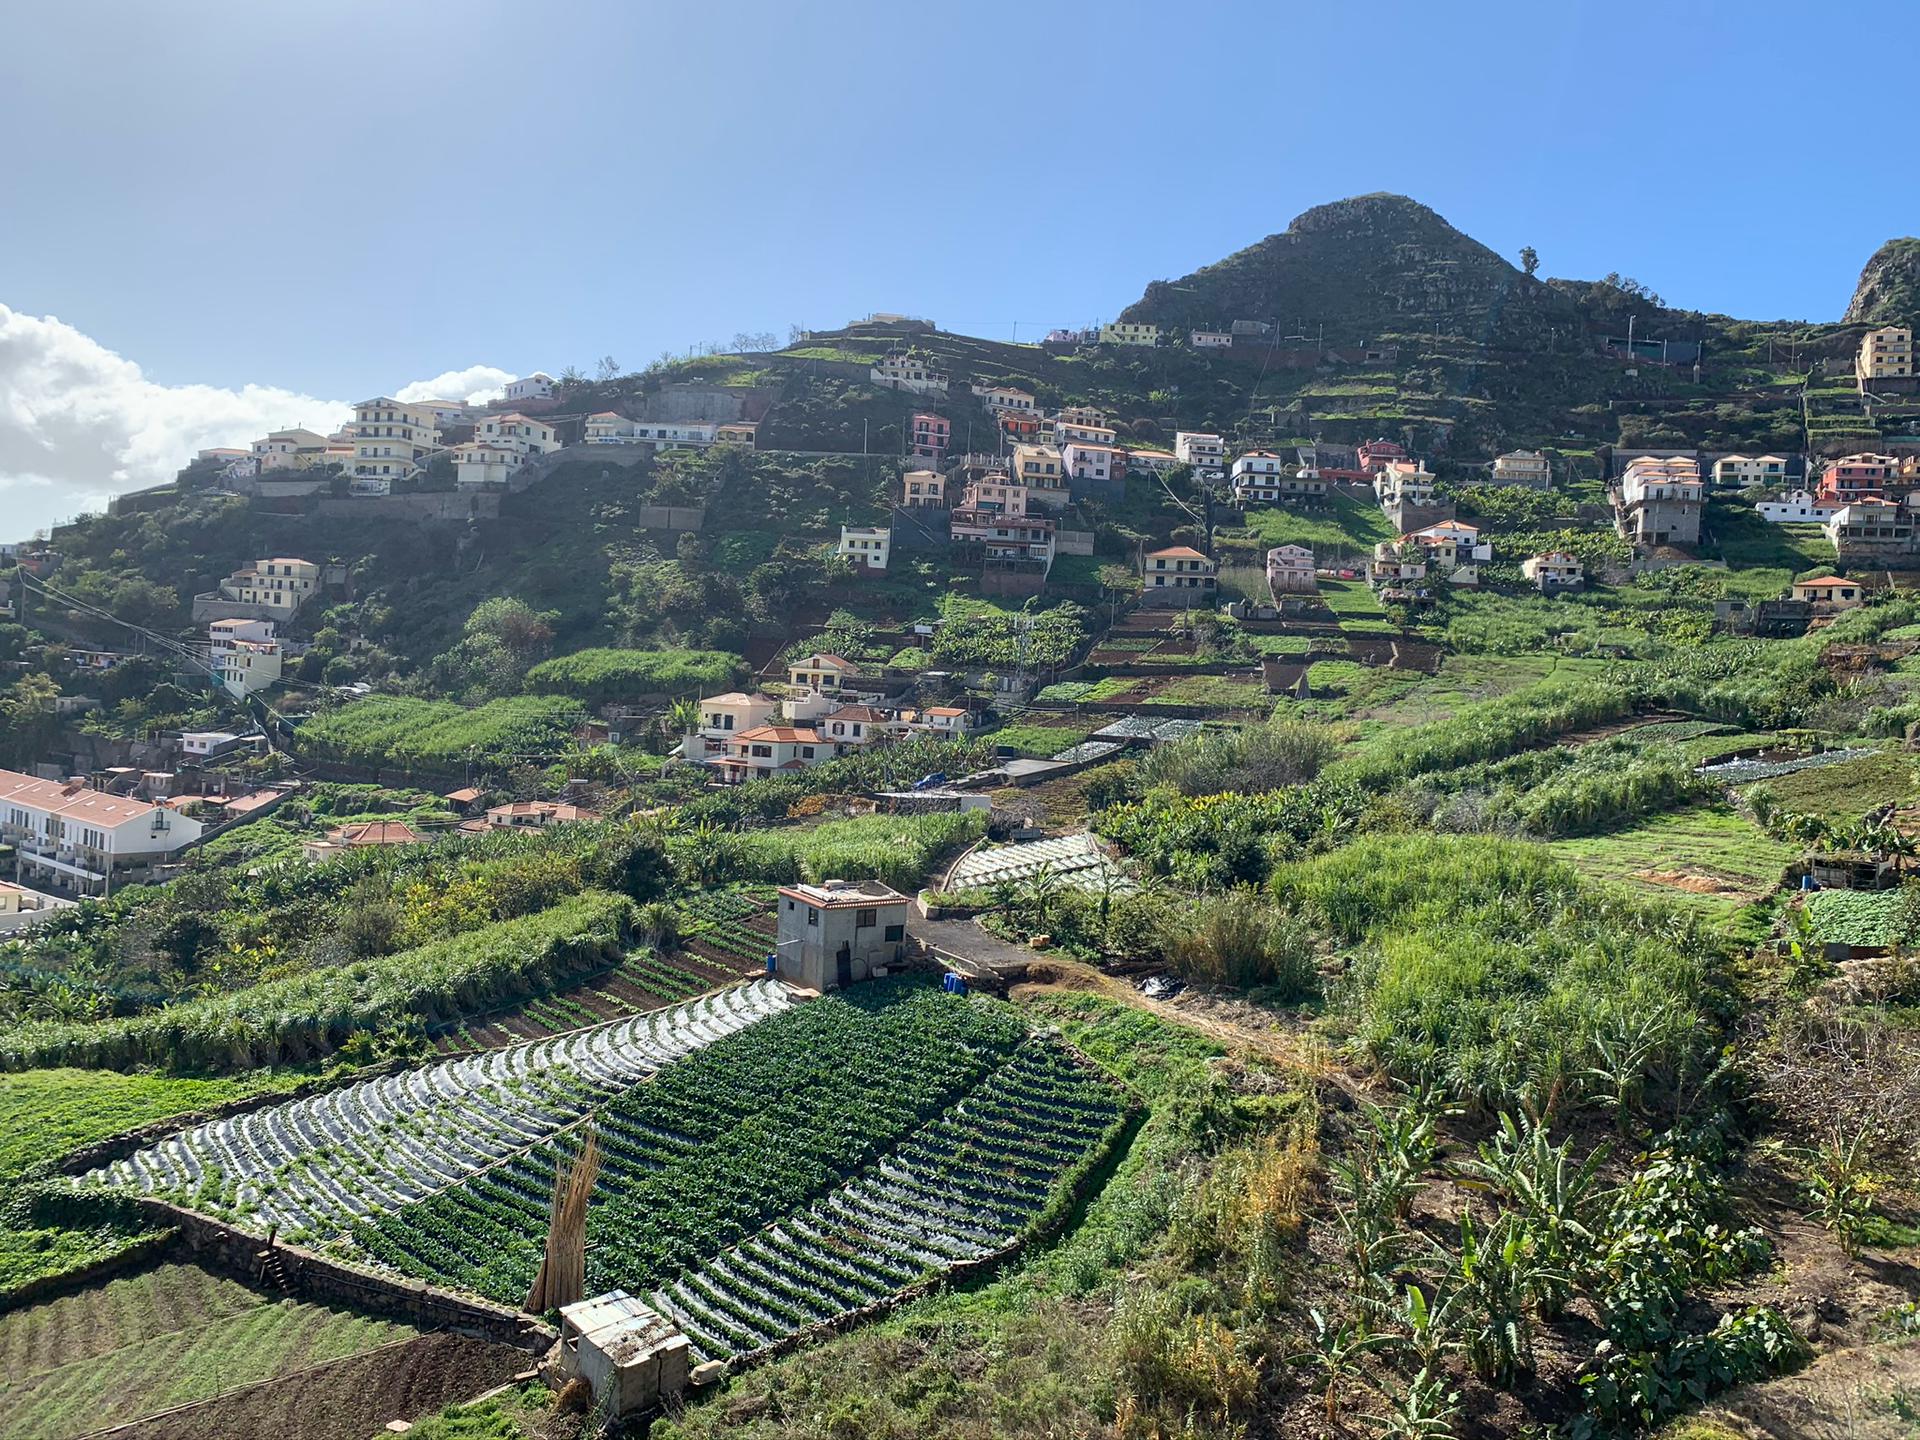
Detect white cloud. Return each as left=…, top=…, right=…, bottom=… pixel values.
left=0, top=301, right=512, bottom=539
left=395, top=365, right=516, bottom=406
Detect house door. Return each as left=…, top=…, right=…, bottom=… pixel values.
left=835, top=944, right=853, bottom=989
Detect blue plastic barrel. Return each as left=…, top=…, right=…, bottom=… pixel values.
left=765, top=952, right=778, bottom=974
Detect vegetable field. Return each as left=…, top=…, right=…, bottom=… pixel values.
left=677, top=886, right=777, bottom=969
left=0, top=1260, right=418, bottom=1440
left=653, top=1040, right=1126, bottom=1360
left=92, top=980, right=794, bottom=1240
left=433, top=949, right=736, bottom=1052
left=351, top=983, right=1122, bottom=1317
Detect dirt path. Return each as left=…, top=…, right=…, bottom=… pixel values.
left=1007, top=956, right=1353, bottom=1088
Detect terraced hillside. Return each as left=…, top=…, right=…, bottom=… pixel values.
left=0, top=1260, right=471, bottom=1440
left=351, top=983, right=1126, bottom=1319
left=90, top=979, right=794, bottom=1240
left=654, top=1040, right=1126, bottom=1361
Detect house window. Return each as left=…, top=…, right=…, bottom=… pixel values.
left=884, top=923, right=905, bottom=942
left=856, top=908, right=877, bottom=929
left=807, top=907, right=818, bottom=926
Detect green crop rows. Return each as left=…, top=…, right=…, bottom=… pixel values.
left=351, top=982, right=1032, bottom=1303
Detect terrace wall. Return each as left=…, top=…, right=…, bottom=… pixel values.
left=116, top=1199, right=554, bottom=1352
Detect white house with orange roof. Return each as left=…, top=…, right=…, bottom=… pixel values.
left=1788, top=575, right=1866, bottom=611
left=716, top=725, right=834, bottom=781
left=476, top=412, right=560, bottom=457
left=1139, top=545, right=1218, bottom=605
left=0, top=768, right=204, bottom=895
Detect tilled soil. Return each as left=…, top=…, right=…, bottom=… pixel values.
left=94, top=1331, right=528, bottom=1440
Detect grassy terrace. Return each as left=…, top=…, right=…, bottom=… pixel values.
left=1548, top=803, right=1796, bottom=919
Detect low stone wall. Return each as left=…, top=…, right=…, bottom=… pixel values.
left=315, top=492, right=499, bottom=523
left=133, top=1199, right=553, bottom=1351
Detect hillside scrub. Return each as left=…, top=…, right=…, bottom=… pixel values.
left=524, top=647, right=744, bottom=706
left=1406, top=735, right=1716, bottom=838
left=1, top=822, right=668, bottom=1027
left=1137, top=718, right=1336, bottom=796
left=1323, top=673, right=1642, bottom=791
left=0, top=891, right=636, bottom=1073
left=690, top=812, right=986, bottom=892
left=1272, top=834, right=1722, bottom=1120
left=295, top=694, right=587, bottom=771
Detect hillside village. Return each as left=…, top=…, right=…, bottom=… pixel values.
left=2, top=195, right=1920, bottom=1440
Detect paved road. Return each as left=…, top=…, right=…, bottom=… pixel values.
left=906, top=913, right=1043, bottom=980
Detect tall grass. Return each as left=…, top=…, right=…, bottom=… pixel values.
left=1272, top=834, right=1720, bottom=1121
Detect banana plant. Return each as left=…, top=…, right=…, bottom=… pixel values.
left=1292, top=1307, right=1394, bottom=1423
left=1369, top=1365, right=1462, bottom=1440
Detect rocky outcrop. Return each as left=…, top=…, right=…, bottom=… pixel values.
left=1845, top=237, right=1920, bottom=326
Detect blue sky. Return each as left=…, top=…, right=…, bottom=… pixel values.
left=1, top=0, right=1916, bottom=531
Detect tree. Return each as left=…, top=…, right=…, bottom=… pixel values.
left=595, top=355, right=621, bottom=382
left=1519, top=245, right=1540, bottom=277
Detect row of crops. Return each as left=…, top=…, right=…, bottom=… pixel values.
left=90, top=981, right=794, bottom=1239
left=652, top=1040, right=1126, bottom=1360
left=677, top=886, right=777, bottom=968
left=1697, top=746, right=1875, bottom=783
left=348, top=982, right=1045, bottom=1305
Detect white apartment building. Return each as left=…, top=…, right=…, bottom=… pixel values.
left=504, top=372, right=557, bottom=403
left=1489, top=450, right=1552, bottom=489
left=0, top=768, right=204, bottom=896
left=838, top=525, right=892, bottom=571
left=1190, top=330, right=1232, bottom=348
left=1175, top=431, right=1227, bottom=474
left=1712, top=454, right=1789, bottom=489
left=352, top=398, right=442, bottom=479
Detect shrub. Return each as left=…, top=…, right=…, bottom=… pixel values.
left=524, top=647, right=744, bottom=706
left=1161, top=889, right=1317, bottom=997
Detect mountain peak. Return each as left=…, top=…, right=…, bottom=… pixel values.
left=1845, top=236, right=1920, bottom=326
left=1118, top=194, right=1575, bottom=347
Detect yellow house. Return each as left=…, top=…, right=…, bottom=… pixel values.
left=901, top=469, right=946, bottom=506
left=1011, top=443, right=1063, bottom=488
left=1859, top=325, right=1913, bottom=382
left=715, top=421, right=758, bottom=447
left=788, top=653, right=860, bottom=691
left=1098, top=322, right=1161, bottom=347
left=217, top=558, right=320, bottom=614
left=352, top=398, right=441, bottom=479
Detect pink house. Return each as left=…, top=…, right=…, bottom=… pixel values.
left=1817, top=452, right=1898, bottom=504
left=1355, top=438, right=1409, bottom=474
left=911, top=412, right=950, bottom=463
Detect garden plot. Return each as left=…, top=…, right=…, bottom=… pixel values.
left=651, top=1040, right=1126, bottom=1361
left=1091, top=717, right=1208, bottom=743
left=1696, top=746, right=1876, bottom=783
left=88, top=979, right=795, bottom=1239
left=946, top=832, right=1133, bottom=894
left=348, top=982, right=1074, bottom=1308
